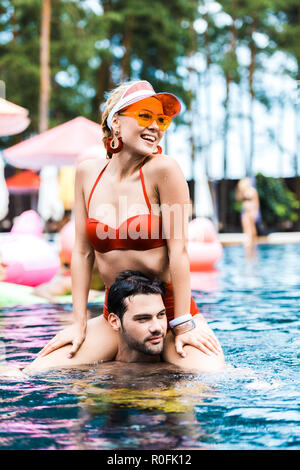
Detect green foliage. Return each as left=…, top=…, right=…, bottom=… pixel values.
left=91, top=0, right=198, bottom=109
left=0, top=0, right=198, bottom=148
left=232, top=198, right=242, bottom=214
left=0, top=0, right=97, bottom=141
left=256, top=173, right=300, bottom=225
left=272, top=0, right=300, bottom=75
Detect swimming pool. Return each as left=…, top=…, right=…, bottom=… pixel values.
left=0, top=244, right=299, bottom=450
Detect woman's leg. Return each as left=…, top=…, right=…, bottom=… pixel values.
left=24, top=315, right=118, bottom=373
left=241, top=213, right=254, bottom=247
left=251, top=214, right=257, bottom=239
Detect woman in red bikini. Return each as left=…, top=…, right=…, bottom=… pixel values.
left=33, top=80, right=224, bottom=372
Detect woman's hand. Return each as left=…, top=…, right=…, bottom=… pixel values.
left=174, top=314, right=222, bottom=358
left=37, top=322, right=87, bottom=359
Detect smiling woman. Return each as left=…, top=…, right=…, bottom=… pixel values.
left=29, top=79, right=224, bottom=374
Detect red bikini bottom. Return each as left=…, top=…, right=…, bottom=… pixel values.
left=102, top=282, right=199, bottom=327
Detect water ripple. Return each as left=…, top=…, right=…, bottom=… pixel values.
left=0, top=244, right=299, bottom=450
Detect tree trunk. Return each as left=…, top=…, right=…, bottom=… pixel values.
left=203, top=16, right=213, bottom=180
left=294, top=8, right=300, bottom=176
left=221, top=10, right=238, bottom=227
left=223, top=12, right=237, bottom=179
left=294, top=6, right=300, bottom=176
left=187, top=54, right=199, bottom=217
left=223, top=75, right=230, bottom=179
left=204, top=64, right=212, bottom=179
left=120, top=20, right=133, bottom=81
left=96, top=0, right=113, bottom=113
left=237, top=83, right=248, bottom=176
left=248, top=19, right=256, bottom=177
left=39, top=0, right=51, bottom=133
left=294, top=79, right=300, bottom=176
left=277, top=98, right=284, bottom=176
left=96, top=57, right=114, bottom=116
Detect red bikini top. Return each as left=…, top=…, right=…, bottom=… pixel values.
left=86, top=162, right=166, bottom=253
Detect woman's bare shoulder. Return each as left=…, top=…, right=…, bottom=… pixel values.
left=76, top=157, right=108, bottom=177
left=76, top=158, right=107, bottom=182
left=146, top=154, right=183, bottom=178
left=248, top=186, right=258, bottom=197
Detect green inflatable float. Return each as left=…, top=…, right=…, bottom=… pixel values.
left=0, top=282, right=105, bottom=308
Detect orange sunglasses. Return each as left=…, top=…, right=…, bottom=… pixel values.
left=119, top=109, right=172, bottom=131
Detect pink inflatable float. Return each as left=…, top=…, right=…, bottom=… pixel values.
left=188, top=218, right=223, bottom=271
left=10, top=209, right=43, bottom=237
left=59, top=219, right=75, bottom=265
left=0, top=211, right=60, bottom=287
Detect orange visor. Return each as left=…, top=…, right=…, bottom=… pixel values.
left=106, top=80, right=181, bottom=130
left=119, top=97, right=172, bottom=131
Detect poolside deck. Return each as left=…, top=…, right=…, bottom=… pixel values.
left=218, top=232, right=300, bottom=245
left=45, top=232, right=300, bottom=246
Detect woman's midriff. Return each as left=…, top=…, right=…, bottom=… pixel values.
left=242, top=201, right=259, bottom=219
left=94, top=245, right=171, bottom=287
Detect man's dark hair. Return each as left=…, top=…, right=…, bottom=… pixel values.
left=107, top=270, right=166, bottom=322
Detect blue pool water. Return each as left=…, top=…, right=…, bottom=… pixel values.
left=0, top=244, right=299, bottom=450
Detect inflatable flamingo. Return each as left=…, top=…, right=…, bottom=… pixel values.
left=0, top=210, right=60, bottom=287
left=188, top=218, right=223, bottom=271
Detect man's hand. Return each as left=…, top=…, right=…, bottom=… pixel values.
left=174, top=314, right=222, bottom=358
left=37, top=322, right=86, bottom=358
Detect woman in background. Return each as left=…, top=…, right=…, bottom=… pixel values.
left=236, top=178, right=260, bottom=249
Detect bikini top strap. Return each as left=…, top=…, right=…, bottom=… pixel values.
left=87, top=162, right=110, bottom=212
left=139, top=165, right=152, bottom=214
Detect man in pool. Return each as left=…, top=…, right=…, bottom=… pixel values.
left=23, top=270, right=224, bottom=374
left=24, top=271, right=168, bottom=373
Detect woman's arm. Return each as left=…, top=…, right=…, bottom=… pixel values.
left=68, top=161, right=96, bottom=354
left=254, top=188, right=260, bottom=209
left=235, top=185, right=244, bottom=202
left=155, top=156, right=221, bottom=357
left=155, top=156, right=192, bottom=317
left=38, top=161, right=95, bottom=358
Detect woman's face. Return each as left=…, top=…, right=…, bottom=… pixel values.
left=114, top=97, right=165, bottom=156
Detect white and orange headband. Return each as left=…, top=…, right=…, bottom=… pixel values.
left=106, top=80, right=181, bottom=131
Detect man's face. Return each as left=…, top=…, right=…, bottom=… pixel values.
left=120, top=293, right=167, bottom=356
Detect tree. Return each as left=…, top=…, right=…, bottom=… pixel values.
left=272, top=0, right=300, bottom=175
left=39, top=0, right=51, bottom=132
left=0, top=0, right=42, bottom=136
left=0, top=0, right=98, bottom=143
left=220, top=0, right=276, bottom=177
left=90, top=0, right=199, bottom=111
left=0, top=0, right=199, bottom=148
left=256, top=172, right=299, bottom=227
